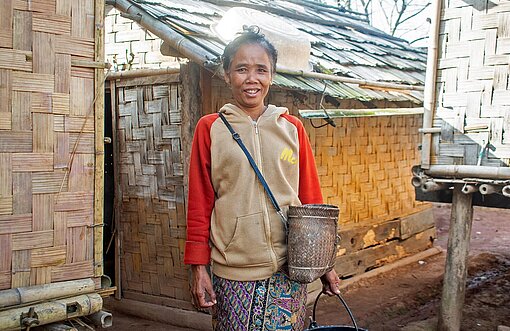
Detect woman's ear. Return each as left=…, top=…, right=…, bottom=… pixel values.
left=224, top=72, right=230, bottom=86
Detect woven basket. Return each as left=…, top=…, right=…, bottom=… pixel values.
left=287, top=204, right=339, bottom=283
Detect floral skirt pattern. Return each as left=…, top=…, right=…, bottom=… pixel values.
left=212, top=271, right=307, bottom=331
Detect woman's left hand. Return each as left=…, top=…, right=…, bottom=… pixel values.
left=320, top=269, right=341, bottom=296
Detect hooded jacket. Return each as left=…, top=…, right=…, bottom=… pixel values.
left=184, top=103, right=323, bottom=281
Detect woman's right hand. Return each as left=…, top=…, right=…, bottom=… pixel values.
left=190, top=265, right=217, bottom=309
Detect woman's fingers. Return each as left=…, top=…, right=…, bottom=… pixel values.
left=321, top=269, right=341, bottom=296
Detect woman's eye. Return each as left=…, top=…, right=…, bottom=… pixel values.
left=236, top=68, right=247, bottom=73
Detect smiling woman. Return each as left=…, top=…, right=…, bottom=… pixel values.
left=183, top=27, right=340, bottom=331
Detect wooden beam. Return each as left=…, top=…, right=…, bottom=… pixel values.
left=438, top=185, right=474, bottom=331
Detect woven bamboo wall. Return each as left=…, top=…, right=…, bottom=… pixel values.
left=0, top=0, right=103, bottom=290
left=112, top=75, right=191, bottom=303
left=430, top=0, right=510, bottom=167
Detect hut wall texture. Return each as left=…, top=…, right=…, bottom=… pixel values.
left=430, top=0, right=510, bottom=167
left=104, top=6, right=180, bottom=71
left=111, top=74, right=193, bottom=306
left=0, top=0, right=103, bottom=290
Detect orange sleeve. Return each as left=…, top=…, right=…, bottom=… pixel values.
left=184, top=114, right=217, bottom=265
left=282, top=114, right=323, bottom=204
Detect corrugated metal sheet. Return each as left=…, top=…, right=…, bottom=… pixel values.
left=130, top=0, right=426, bottom=103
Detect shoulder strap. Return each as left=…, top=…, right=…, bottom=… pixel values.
left=217, top=112, right=288, bottom=228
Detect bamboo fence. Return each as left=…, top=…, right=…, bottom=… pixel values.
left=425, top=0, right=510, bottom=169
left=0, top=0, right=104, bottom=291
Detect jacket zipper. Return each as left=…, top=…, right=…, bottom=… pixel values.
left=252, top=119, right=278, bottom=273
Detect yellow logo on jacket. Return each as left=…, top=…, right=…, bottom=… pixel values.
left=280, top=147, right=297, bottom=165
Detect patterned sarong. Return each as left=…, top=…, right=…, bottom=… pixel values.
left=212, top=271, right=307, bottom=331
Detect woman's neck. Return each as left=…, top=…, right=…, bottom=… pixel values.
left=238, top=105, right=267, bottom=121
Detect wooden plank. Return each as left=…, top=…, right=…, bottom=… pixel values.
left=13, top=9, right=32, bottom=51
left=438, top=185, right=473, bottom=331
left=0, top=214, right=32, bottom=235
left=67, top=226, right=90, bottom=263
left=54, top=191, right=93, bottom=211
left=33, top=194, right=54, bottom=231
left=31, top=246, right=67, bottom=267
left=33, top=171, right=68, bottom=194
left=0, top=196, right=13, bottom=216
left=33, top=32, right=55, bottom=74
left=400, top=208, right=435, bottom=240
left=0, top=154, right=11, bottom=196
left=12, top=72, right=54, bottom=93
left=53, top=212, right=67, bottom=248
left=33, top=113, right=54, bottom=153
left=12, top=230, right=53, bottom=250
left=12, top=91, right=31, bottom=131
left=12, top=153, right=53, bottom=172
left=32, top=12, right=71, bottom=35
left=51, top=260, right=94, bottom=282
left=13, top=173, right=32, bottom=214
left=0, top=48, right=32, bottom=72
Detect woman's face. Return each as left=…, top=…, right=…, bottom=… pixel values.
left=224, top=43, right=273, bottom=114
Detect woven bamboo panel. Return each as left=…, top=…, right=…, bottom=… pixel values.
left=113, top=79, right=189, bottom=301
left=430, top=0, right=510, bottom=167
left=0, top=0, right=100, bottom=290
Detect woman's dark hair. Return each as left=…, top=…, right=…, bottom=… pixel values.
left=221, top=26, right=278, bottom=73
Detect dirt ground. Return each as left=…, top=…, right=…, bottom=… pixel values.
left=104, top=203, right=510, bottom=331
left=313, top=203, right=510, bottom=331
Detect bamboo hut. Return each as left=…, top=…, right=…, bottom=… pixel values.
left=104, top=0, right=437, bottom=328
left=0, top=0, right=110, bottom=329
left=414, top=0, right=510, bottom=329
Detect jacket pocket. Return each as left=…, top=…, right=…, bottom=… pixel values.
left=224, top=212, right=270, bottom=266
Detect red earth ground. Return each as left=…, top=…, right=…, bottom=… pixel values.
left=103, top=203, right=510, bottom=331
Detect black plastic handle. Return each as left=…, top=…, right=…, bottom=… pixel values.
left=309, top=291, right=360, bottom=331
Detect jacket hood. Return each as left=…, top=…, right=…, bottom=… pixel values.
left=219, top=103, right=288, bottom=120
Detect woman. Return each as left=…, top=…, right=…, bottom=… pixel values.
left=184, top=27, right=340, bottom=330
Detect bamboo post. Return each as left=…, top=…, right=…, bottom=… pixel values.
left=94, top=0, right=106, bottom=278
left=438, top=184, right=474, bottom=331
left=109, top=79, right=122, bottom=300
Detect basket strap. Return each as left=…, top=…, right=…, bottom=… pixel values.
left=218, top=112, right=288, bottom=229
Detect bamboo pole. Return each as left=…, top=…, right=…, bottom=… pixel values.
left=87, top=310, right=113, bottom=328
left=94, top=0, right=106, bottom=278
left=438, top=185, right=474, bottom=331
left=0, top=294, right=102, bottom=331
left=106, top=67, right=180, bottom=80
left=425, top=165, right=510, bottom=180
left=420, top=0, right=442, bottom=168
left=109, top=79, right=122, bottom=300
left=0, top=279, right=95, bottom=309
